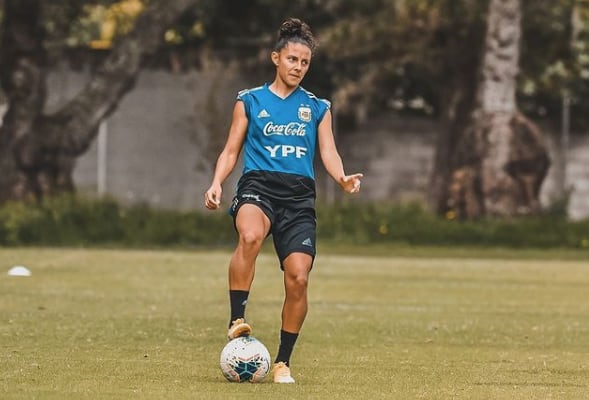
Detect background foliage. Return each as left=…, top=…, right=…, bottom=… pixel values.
left=8, top=0, right=588, bottom=131
left=1, top=1, right=589, bottom=226
left=1, top=197, right=587, bottom=249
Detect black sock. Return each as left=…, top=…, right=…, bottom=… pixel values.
left=228, top=290, right=249, bottom=328
left=275, top=330, right=299, bottom=366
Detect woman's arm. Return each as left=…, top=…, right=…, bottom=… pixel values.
left=204, top=101, right=249, bottom=210
left=318, top=110, right=363, bottom=194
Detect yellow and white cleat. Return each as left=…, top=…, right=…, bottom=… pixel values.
left=227, top=318, right=252, bottom=340
left=273, top=362, right=295, bottom=384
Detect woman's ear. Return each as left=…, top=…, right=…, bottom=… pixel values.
left=271, top=51, right=279, bottom=67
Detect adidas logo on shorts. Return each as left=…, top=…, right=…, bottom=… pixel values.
left=301, top=238, right=313, bottom=247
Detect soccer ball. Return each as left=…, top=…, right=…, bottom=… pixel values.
left=220, top=336, right=271, bottom=383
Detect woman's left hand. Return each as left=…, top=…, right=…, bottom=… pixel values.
left=340, top=173, right=363, bottom=194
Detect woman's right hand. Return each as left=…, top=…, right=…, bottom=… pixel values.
left=204, top=184, right=222, bottom=210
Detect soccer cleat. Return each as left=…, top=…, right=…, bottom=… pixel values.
left=227, top=318, right=252, bottom=340
left=273, top=362, right=295, bottom=384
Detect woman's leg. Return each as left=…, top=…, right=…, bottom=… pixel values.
left=273, top=252, right=313, bottom=383
left=280, top=252, right=313, bottom=333
left=227, top=204, right=271, bottom=335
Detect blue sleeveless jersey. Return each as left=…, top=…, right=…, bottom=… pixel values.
left=237, top=83, right=330, bottom=180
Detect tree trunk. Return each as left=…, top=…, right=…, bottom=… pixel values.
left=0, top=0, right=49, bottom=201
left=428, top=3, right=485, bottom=214
left=0, top=0, right=200, bottom=203
left=442, top=0, right=550, bottom=218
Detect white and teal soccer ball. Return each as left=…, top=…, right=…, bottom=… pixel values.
left=220, top=336, right=271, bottom=383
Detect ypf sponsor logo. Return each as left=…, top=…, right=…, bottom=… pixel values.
left=263, top=122, right=307, bottom=137
left=264, top=145, right=308, bottom=159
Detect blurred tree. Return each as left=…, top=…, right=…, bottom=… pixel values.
left=316, top=0, right=483, bottom=125
left=0, top=0, right=200, bottom=203
left=442, top=0, right=549, bottom=218
left=317, top=0, right=586, bottom=130
left=317, top=0, right=580, bottom=217
left=0, top=0, right=584, bottom=214
left=569, top=0, right=589, bottom=121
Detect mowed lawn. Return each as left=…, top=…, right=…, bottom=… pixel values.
left=0, top=247, right=588, bottom=399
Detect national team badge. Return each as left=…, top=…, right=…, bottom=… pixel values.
left=298, top=106, right=312, bottom=122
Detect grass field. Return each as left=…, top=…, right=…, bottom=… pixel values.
left=1, top=247, right=588, bottom=399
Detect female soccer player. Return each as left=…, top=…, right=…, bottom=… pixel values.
left=204, top=17, right=362, bottom=383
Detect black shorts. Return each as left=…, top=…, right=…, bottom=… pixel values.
left=230, top=170, right=317, bottom=269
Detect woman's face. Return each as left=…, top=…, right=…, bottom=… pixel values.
left=272, top=42, right=312, bottom=88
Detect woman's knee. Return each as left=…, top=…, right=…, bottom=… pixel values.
left=286, top=271, right=309, bottom=293
left=237, top=229, right=265, bottom=250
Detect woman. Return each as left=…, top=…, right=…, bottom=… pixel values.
left=204, top=17, right=362, bottom=384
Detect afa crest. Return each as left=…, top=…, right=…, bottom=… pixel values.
left=298, top=106, right=312, bottom=122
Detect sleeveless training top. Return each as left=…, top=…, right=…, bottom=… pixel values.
left=237, top=83, right=330, bottom=180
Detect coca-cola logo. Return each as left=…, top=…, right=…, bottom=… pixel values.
left=263, top=122, right=307, bottom=137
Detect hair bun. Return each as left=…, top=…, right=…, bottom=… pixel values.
left=275, top=17, right=316, bottom=52
left=279, top=18, right=305, bottom=39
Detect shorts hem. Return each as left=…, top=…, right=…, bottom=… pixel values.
left=231, top=200, right=273, bottom=233
left=278, top=248, right=316, bottom=271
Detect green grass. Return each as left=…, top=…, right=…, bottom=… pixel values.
left=1, top=247, right=588, bottom=399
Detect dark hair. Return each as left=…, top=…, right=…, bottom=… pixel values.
left=274, top=17, right=316, bottom=53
